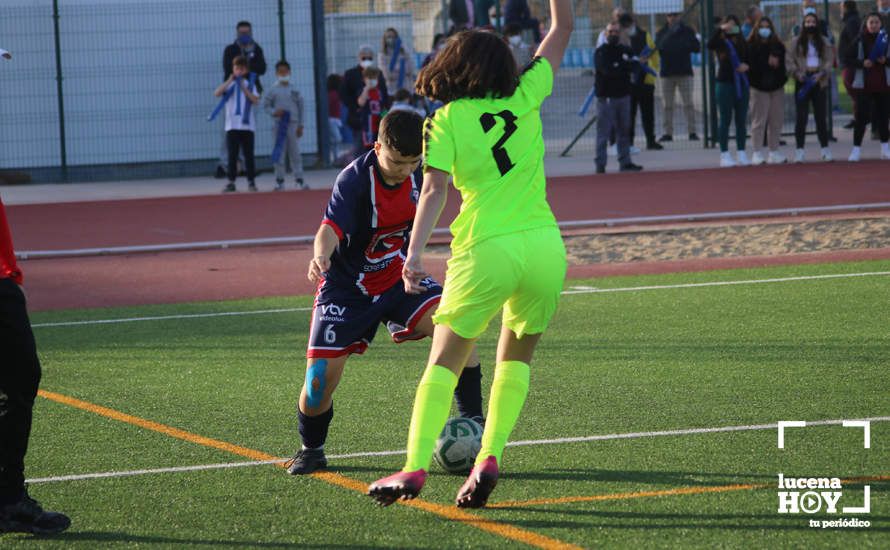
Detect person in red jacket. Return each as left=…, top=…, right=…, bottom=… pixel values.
left=0, top=198, right=70, bottom=534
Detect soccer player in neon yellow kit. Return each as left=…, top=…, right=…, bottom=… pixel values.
left=368, top=0, right=573, bottom=508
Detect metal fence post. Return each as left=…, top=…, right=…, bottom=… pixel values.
left=278, top=0, right=287, bottom=61
left=312, top=0, right=331, bottom=167
left=704, top=0, right=718, bottom=149
left=823, top=0, right=834, bottom=140
left=52, top=0, right=68, bottom=181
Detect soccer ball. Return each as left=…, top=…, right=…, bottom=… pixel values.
left=433, top=417, right=483, bottom=474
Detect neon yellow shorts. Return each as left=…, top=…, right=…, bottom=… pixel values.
left=432, top=226, right=567, bottom=339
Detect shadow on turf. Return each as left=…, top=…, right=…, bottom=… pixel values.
left=504, top=468, right=775, bottom=486
left=24, top=531, right=416, bottom=548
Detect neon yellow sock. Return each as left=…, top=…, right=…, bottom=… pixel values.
left=403, top=364, right=459, bottom=472
left=477, top=361, right=530, bottom=466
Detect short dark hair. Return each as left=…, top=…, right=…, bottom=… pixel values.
left=378, top=110, right=424, bottom=157
left=233, top=55, right=248, bottom=68
left=327, top=73, right=343, bottom=91
left=276, top=60, right=291, bottom=71
left=236, top=21, right=252, bottom=30
left=416, top=30, right=519, bottom=104
left=393, top=88, right=412, bottom=102
left=842, top=0, right=858, bottom=14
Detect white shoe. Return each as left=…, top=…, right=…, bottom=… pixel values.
left=767, top=151, right=787, bottom=164
left=881, top=143, right=890, bottom=160
left=608, top=144, right=618, bottom=156
left=719, top=152, right=736, bottom=167
left=629, top=145, right=641, bottom=154
left=794, top=149, right=805, bottom=163
left=821, top=147, right=833, bottom=162
left=751, top=151, right=766, bottom=165
left=736, top=151, right=751, bottom=166
left=848, top=146, right=861, bottom=162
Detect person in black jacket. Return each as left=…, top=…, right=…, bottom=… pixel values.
left=748, top=16, right=788, bottom=164
left=655, top=13, right=701, bottom=141
left=595, top=23, right=643, bottom=173
left=708, top=15, right=751, bottom=167
left=839, top=1, right=862, bottom=129
left=505, top=0, right=541, bottom=43
left=340, top=45, right=389, bottom=160
left=215, top=21, right=268, bottom=178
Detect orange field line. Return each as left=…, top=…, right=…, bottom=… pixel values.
left=489, top=476, right=890, bottom=509
left=38, top=390, right=581, bottom=550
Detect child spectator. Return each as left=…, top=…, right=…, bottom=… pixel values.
left=748, top=16, right=788, bottom=165
left=389, top=88, right=426, bottom=117
left=327, top=74, right=344, bottom=166
left=215, top=56, right=260, bottom=192
left=357, top=66, right=386, bottom=149
left=787, top=13, right=834, bottom=162
left=263, top=60, right=307, bottom=190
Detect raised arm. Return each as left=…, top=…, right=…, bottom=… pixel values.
left=535, top=0, right=574, bottom=72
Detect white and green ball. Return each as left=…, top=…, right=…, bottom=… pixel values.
left=433, top=417, right=483, bottom=474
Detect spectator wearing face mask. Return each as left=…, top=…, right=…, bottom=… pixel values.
left=505, top=0, right=542, bottom=43
left=741, top=5, right=763, bottom=40
left=379, top=28, right=416, bottom=93
left=622, top=13, right=662, bottom=151
left=594, top=22, right=644, bottom=173
left=843, top=12, right=890, bottom=161
left=708, top=15, right=751, bottom=167
left=341, top=45, right=389, bottom=160
left=787, top=13, right=834, bottom=162
left=748, top=16, right=788, bottom=165
left=357, top=67, right=386, bottom=150
left=504, top=23, right=533, bottom=69
left=216, top=21, right=267, bottom=179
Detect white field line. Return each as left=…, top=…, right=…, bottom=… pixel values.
left=26, top=416, right=890, bottom=485
left=31, top=271, right=890, bottom=328
left=16, top=201, right=890, bottom=260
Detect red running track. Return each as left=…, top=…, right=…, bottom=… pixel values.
left=8, top=162, right=890, bottom=252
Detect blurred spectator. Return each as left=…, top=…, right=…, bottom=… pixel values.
left=340, top=45, right=389, bottom=160
left=839, top=0, right=861, bottom=129
left=215, top=56, right=260, bottom=192
left=505, top=0, right=542, bottom=43
left=473, top=0, right=496, bottom=27
left=379, top=28, right=416, bottom=93
left=624, top=14, right=662, bottom=150
left=792, top=0, right=839, bottom=116
left=327, top=74, right=344, bottom=166
left=422, top=34, right=448, bottom=68
left=708, top=15, right=751, bottom=167
left=594, top=23, right=643, bottom=173
left=389, top=88, right=426, bottom=117
left=742, top=5, right=763, bottom=39
left=449, top=0, right=474, bottom=32
left=216, top=21, right=267, bottom=179
left=358, top=66, right=386, bottom=149
left=504, top=23, right=533, bottom=69
left=787, top=13, right=834, bottom=162
left=843, top=12, right=890, bottom=161
left=597, top=8, right=630, bottom=47
left=656, top=12, right=701, bottom=141
left=748, top=16, right=788, bottom=165
left=881, top=0, right=890, bottom=27
left=263, top=60, right=306, bottom=191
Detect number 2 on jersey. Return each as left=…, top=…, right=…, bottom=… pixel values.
left=479, top=110, right=518, bottom=176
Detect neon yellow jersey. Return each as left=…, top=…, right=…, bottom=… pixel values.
left=423, top=56, right=557, bottom=254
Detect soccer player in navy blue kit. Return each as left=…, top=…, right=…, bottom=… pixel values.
left=285, top=111, right=484, bottom=474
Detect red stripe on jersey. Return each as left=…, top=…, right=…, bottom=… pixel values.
left=321, top=218, right=345, bottom=240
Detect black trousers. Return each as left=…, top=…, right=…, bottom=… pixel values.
left=226, top=130, right=256, bottom=183
left=0, top=278, right=41, bottom=501
left=794, top=81, right=829, bottom=148
left=854, top=91, right=890, bottom=146
left=630, top=84, right=656, bottom=144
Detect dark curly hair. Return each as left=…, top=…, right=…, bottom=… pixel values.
left=415, top=30, right=519, bottom=104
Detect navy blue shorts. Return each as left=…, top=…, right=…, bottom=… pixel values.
left=306, top=277, right=442, bottom=359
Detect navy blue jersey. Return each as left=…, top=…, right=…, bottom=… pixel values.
left=321, top=150, right=423, bottom=297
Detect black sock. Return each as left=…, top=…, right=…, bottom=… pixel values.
left=454, top=364, right=483, bottom=419
left=298, top=403, right=333, bottom=450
